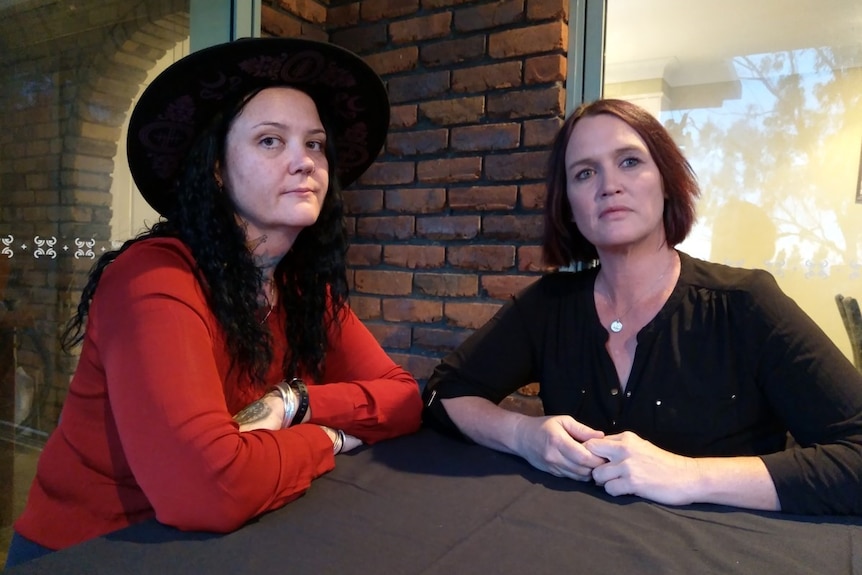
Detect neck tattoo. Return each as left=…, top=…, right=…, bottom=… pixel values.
left=601, top=255, right=676, bottom=334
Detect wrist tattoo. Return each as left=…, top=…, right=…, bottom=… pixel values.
left=233, top=399, right=272, bottom=425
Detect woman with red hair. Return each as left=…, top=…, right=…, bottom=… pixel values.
left=424, top=99, right=862, bottom=516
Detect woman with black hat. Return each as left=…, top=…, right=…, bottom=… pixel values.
left=5, top=37, right=422, bottom=567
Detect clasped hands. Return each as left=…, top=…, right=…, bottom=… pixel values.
left=514, top=415, right=700, bottom=506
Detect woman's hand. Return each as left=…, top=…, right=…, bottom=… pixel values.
left=233, top=391, right=283, bottom=432
left=585, top=431, right=699, bottom=505
left=512, top=415, right=607, bottom=481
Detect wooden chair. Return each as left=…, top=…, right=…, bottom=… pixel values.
left=836, top=294, right=862, bottom=372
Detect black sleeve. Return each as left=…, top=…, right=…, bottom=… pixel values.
left=747, top=271, right=862, bottom=514
left=422, top=283, right=544, bottom=438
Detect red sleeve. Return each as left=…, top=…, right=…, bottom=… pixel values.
left=90, top=240, right=334, bottom=533
left=308, top=307, right=423, bottom=444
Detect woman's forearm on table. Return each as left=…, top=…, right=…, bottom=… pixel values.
left=692, top=456, right=780, bottom=511
left=440, top=396, right=528, bottom=455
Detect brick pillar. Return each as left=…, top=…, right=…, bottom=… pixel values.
left=259, top=1, right=568, bottom=414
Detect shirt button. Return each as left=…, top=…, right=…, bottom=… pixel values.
left=626, top=391, right=632, bottom=398
left=611, top=388, right=619, bottom=396
left=655, top=400, right=662, bottom=406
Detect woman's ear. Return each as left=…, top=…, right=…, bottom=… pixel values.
left=214, top=161, right=224, bottom=190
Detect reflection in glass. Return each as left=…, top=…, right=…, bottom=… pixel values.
left=604, top=0, right=862, bottom=361
left=0, top=1, right=189, bottom=560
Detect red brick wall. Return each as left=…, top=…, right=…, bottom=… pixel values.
left=267, top=0, right=568, bottom=387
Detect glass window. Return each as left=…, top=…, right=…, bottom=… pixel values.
left=0, top=0, right=189, bottom=560
left=603, top=0, right=862, bottom=362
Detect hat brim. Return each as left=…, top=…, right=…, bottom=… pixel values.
left=127, top=37, right=389, bottom=216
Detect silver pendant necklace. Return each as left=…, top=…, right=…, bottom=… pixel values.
left=260, top=302, right=275, bottom=324
left=601, top=255, right=676, bottom=334
left=608, top=300, right=640, bottom=333
left=259, top=280, right=276, bottom=324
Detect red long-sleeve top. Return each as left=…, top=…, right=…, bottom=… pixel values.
left=15, top=238, right=422, bottom=550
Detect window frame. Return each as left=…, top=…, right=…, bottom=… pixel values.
left=190, top=0, right=260, bottom=51
left=566, top=0, right=606, bottom=114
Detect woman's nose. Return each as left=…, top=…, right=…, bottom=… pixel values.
left=599, top=170, right=621, bottom=196
left=289, top=146, right=315, bottom=174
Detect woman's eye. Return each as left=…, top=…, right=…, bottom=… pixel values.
left=574, top=168, right=594, bottom=181
left=307, top=140, right=325, bottom=151
left=260, top=136, right=281, bottom=148
left=621, top=157, right=640, bottom=168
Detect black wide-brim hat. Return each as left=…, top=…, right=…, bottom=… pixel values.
left=127, top=37, right=390, bottom=216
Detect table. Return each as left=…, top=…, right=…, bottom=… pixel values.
left=7, top=428, right=862, bottom=575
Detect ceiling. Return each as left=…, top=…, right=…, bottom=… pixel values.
left=604, top=0, right=862, bottom=85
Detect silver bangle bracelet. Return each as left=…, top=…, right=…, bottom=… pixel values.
left=271, top=381, right=297, bottom=429
left=285, top=385, right=297, bottom=428
left=333, top=429, right=345, bottom=454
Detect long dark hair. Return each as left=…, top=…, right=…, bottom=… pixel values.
left=543, top=98, right=700, bottom=266
left=62, top=87, right=349, bottom=386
